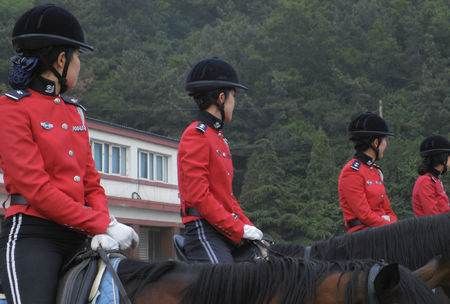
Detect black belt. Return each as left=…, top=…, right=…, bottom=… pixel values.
left=346, top=219, right=363, bottom=229
left=10, top=194, right=28, bottom=205
left=183, top=207, right=201, bottom=217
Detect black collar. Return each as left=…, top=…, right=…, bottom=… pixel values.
left=197, top=111, right=224, bottom=131
left=429, top=167, right=441, bottom=178
left=29, top=76, right=57, bottom=96
left=355, top=151, right=376, bottom=166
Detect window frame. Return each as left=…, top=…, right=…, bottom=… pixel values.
left=137, top=149, right=169, bottom=183
left=91, top=140, right=128, bottom=176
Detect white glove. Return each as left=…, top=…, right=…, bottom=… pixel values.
left=243, top=225, right=263, bottom=240
left=91, top=234, right=119, bottom=251
left=106, top=216, right=139, bottom=250
left=381, top=215, right=391, bottom=222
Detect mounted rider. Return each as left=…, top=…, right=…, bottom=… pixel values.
left=0, top=5, right=138, bottom=303
left=178, top=57, right=263, bottom=263
left=338, top=112, right=398, bottom=233
left=412, top=135, right=450, bottom=216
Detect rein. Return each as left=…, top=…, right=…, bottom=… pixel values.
left=367, top=263, right=382, bottom=304
left=97, top=247, right=132, bottom=304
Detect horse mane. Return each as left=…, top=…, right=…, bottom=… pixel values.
left=117, top=257, right=436, bottom=304
left=118, top=259, right=178, bottom=302
left=274, top=213, right=450, bottom=270
left=180, top=258, right=364, bottom=304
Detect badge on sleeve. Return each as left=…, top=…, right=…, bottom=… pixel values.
left=351, top=160, right=361, bottom=171
left=4, top=89, right=31, bottom=101
left=196, top=122, right=207, bottom=133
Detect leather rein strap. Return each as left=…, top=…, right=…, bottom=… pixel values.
left=367, top=263, right=382, bottom=304
left=97, top=247, right=132, bottom=304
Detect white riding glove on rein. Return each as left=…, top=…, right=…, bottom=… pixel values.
left=381, top=215, right=391, bottom=222
left=243, top=225, right=263, bottom=240
left=106, top=216, right=139, bottom=250
left=91, top=234, right=119, bottom=251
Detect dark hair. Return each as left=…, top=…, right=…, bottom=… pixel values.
left=26, top=45, right=74, bottom=76
left=190, top=88, right=233, bottom=110
left=418, top=152, right=449, bottom=175
left=9, top=45, right=75, bottom=89
left=352, top=136, right=385, bottom=152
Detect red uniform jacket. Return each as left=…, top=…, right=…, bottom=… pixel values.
left=0, top=86, right=109, bottom=235
left=412, top=173, right=450, bottom=216
left=338, top=153, right=398, bottom=233
left=178, top=112, right=253, bottom=244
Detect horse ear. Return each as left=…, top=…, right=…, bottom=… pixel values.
left=374, top=263, right=400, bottom=295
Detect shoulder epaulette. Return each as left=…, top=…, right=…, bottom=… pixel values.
left=4, top=89, right=31, bottom=101
left=196, top=122, right=207, bottom=133
left=351, top=160, right=361, bottom=171
left=61, top=95, right=87, bottom=112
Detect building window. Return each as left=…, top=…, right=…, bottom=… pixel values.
left=92, top=141, right=127, bottom=175
left=138, top=150, right=168, bottom=182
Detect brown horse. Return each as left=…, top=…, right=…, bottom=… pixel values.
left=269, top=213, right=450, bottom=296
left=117, top=257, right=438, bottom=304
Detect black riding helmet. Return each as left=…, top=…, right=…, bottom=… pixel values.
left=185, top=58, right=248, bottom=122
left=420, top=135, right=450, bottom=157
left=12, top=4, right=93, bottom=52
left=348, top=112, right=394, bottom=160
left=10, top=4, right=92, bottom=93
left=348, top=112, right=394, bottom=139
left=185, top=58, right=248, bottom=93
left=419, top=135, right=450, bottom=175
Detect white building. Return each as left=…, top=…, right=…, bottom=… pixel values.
left=0, top=117, right=181, bottom=261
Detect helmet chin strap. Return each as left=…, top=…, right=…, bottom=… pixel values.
left=442, top=155, right=448, bottom=175
left=48, top=49, right=73, bottom=94
left=371, top=138, right=382, bottom=161
left=216, top=91, right=226, bottom=122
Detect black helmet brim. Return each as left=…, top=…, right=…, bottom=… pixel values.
left=349, top=130, right=395, bottom=137
left=13, top=33, right=94, bottom=52
left=420, top=148, right=450, bottom=157
left=185, top=80, right=248, bottom=92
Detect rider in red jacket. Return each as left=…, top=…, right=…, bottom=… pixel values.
left=412, top=135, right=450, bottom=216
left=0, top=5, right=137, bottom=303
left=178, top=58, right=263, bottom=263
left=338, top=112, right=398, bottom=233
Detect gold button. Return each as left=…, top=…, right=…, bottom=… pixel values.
left=54, top=97, right=61, bottom=104
left=73, top=175, right=81, bottom=182
left=68, top=150, right=74, bottom=157
left=61, top=123, right=68, bottom=130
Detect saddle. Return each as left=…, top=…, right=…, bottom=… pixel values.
left=56, top=249, right=126, bottom=304
left=173, top=234, right=273, bottom=263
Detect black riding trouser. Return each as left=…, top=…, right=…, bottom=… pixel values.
left=183, top=219, right=255, bottom=264
left=0, top=214, right=87, bottom=304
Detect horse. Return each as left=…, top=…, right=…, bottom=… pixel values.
left=269, top=213, right=450, bottom=295
left=117, top=256, right=439, bottom=304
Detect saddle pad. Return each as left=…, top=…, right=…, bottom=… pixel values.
left=91, top=257, right=124, bottom=304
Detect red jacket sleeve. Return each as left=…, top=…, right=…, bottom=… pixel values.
left=83, top=138, right=109, bottom=216
left=417, top=181, right=445, bottom=215
left=179, top=129, right=245, bottom=243
left=230, top=200, right=253, bottom=225
left=340, top=171, right=388, bottom=227
left=382, top=196, right=398, bottom=222
left=0, top=105, right=109, bottom=234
